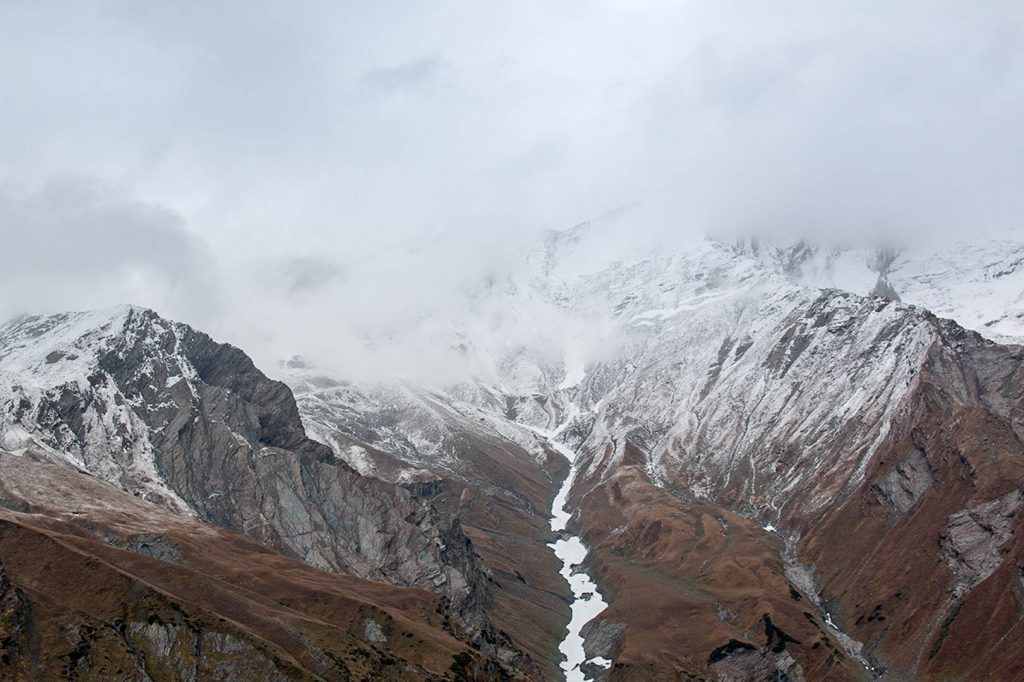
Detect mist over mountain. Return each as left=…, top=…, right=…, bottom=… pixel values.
left=3, top=2, right=1023, bottom=379
left=3, top=3, right=1024, bottom=681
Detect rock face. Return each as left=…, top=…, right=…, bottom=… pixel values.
left=873, top=447, right=931, bottom=515
left=0, top=307, right=528, bottom=676
left=942, top=490, right=1023, bottom=596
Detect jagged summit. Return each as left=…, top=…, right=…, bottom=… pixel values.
left=727, top=234, right=1024, bottom=341
left=0, top=304, right=153, bottom=385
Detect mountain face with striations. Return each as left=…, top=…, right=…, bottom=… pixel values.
left=520, top=236, right=1024, bottom=680
left=274, top=227, right=1024, bottom=680
left=0, top=305, right=536, bottom=680
left=2, top=225, right=1024, bottom=681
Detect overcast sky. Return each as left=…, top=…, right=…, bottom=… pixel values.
left=1, top=1, right=1022, bottom=377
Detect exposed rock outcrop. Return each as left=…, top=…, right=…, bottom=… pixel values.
left=873, top=447, right=932, bottom=515
left=942, top=489, right=1023, bottom=598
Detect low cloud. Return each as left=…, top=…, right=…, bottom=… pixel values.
left=1, top=2, right=1022, bottom=383
left=0, top=176, right=218, bottom=324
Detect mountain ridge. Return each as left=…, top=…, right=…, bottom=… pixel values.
left=3, top=231, right=1024, bottom=680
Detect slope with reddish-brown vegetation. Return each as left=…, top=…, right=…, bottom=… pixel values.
left=0, top=450, right=512, bottom=681
left=563, top=312, right=1024, bottom=681
left=574, top=464, right=864, bottom=681
left=792, top=323, right=1024, bottom=680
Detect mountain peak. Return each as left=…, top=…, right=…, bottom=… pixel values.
left=0, top=304, right=161, bottom=392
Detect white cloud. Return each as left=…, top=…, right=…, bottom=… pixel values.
left=1, top=1, right=1022, bottom=379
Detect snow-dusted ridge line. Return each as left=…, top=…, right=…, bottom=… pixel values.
left=739, top=235, right=1024, bottom=343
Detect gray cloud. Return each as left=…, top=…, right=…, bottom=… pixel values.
left=0, top=176, right=217, bottom=324
left=361, top=56, right=451, bottom=95
left=278, top=257, right=346, bottom=294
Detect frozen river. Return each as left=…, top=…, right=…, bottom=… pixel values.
left=546, top=436, right=612, bottom=681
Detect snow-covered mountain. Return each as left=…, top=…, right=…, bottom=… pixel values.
left=3, top=225, right=1024, bottom=681
left=279, top=225, right=1024, bottom=680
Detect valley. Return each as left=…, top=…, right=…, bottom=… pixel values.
left=2, top=231, right=1024, bottom=680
